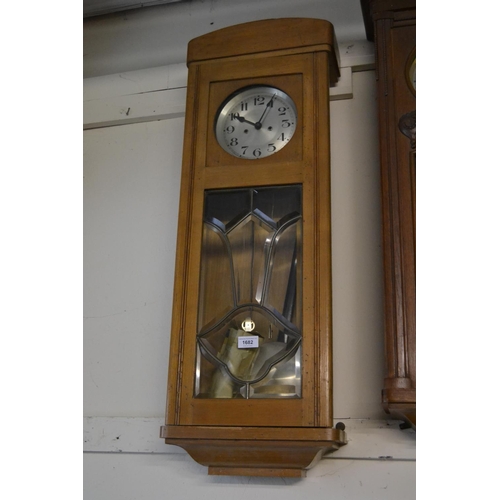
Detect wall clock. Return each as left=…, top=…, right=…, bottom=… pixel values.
left=160, top=18, right=346, bottom=477
left=361, top=0, right=416, bottom=428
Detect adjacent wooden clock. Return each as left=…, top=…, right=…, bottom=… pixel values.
left=160, top=18, right=346, bottom=477
left=361, top=0, right=416, bottom=428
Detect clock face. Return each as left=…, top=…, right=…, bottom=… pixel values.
left=214, top=85, right=297, bottom=160
left=408, top=58, right=416, bottom=92
left=405, top=51, right=416, bottom=96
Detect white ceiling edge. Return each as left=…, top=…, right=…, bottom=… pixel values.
left=83, top=0, right=186, bottom=18
left=83, top=0, right=367, bottom=79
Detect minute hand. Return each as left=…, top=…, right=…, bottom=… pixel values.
left=255, top=94, right=277, bottom=128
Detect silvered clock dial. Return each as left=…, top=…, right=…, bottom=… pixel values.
left=214, top=85, right=297, bottom=159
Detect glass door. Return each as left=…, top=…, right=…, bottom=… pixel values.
left=194, top=185, right=303, bottom=399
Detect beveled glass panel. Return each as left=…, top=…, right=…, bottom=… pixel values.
left=253, top=186, right=301, bottom=224
left=197, top=223, right=235, bottom=332
left=204, top=189, right=251, bottom=227
left=263, top=221, right=301, bottom=326
left=227, top=215, right=273, bottom=305
left=195, top=185, right=303, bottom=399
left=244, top=346, right=302, bottom=398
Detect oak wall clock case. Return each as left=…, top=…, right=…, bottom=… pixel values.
left=160, top=18, right=346, bottom=477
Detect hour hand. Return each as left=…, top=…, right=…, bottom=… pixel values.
left=235, top=115, right=258, bottom=127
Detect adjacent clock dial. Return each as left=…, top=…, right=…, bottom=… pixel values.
left=408, top=58, right=416, bottom=92
left=405, top=52, right=416, bottom=95
left=214, top=85, right=297, bottom=159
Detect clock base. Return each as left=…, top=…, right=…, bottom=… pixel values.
left=382, top=387, right=416, bottom=430
left=208, top=466, right=306, bottom=478
left=160, top=425, right=347, bottom=477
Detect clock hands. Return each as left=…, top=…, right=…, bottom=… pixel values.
left=255, top=93, right=277, bottom=128
left=235, top=93, right=277, bottom=130
left=235, top=115, right=258, bottom=127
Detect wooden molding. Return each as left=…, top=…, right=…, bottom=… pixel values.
left=161, top=424, right=346, bottom=474
left=187, top=18, right=340, bottom=85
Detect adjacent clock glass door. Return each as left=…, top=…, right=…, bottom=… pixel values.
left=195, top=185, right=303, bottom=399
left=214, top=85, right=297, bottom=159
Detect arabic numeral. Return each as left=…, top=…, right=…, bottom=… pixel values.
left=267, top=143, right=276, bottom=152
left=278, top=106, right=287, bottom=116
left=225, top=125, right=235, bottom=134
left=253, top=148, right=262, bottom=158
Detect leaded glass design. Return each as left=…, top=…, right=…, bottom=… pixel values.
left=195, top=186, right=302, bottom=398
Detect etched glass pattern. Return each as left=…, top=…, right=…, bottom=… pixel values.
left=195, top=186, right=302, bottom=398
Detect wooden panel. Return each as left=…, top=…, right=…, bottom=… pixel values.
left=179, top=398, right=308, bottom=427
left=368, top=0, right=416, bottom=426
left=187, top=18, right=340, bottom=84
left=176, top=440, right=338, bottom=473
left=208, top=467, right=306, bottom=478
left=312, top=50, right=334, bottom=427
left=205, top=71, right=305, bottom=168
left=165, top=63, right=202, bottom=426
left=161, top=425, right=344, bottom=441
left=162, top=424, right=346, bottom=472
left=202, top=163, right=304, bottom=189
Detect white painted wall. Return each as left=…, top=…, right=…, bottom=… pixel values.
left=83, top=0, right=367, bottom=78
left=83, top=2, right=416, bottom=497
